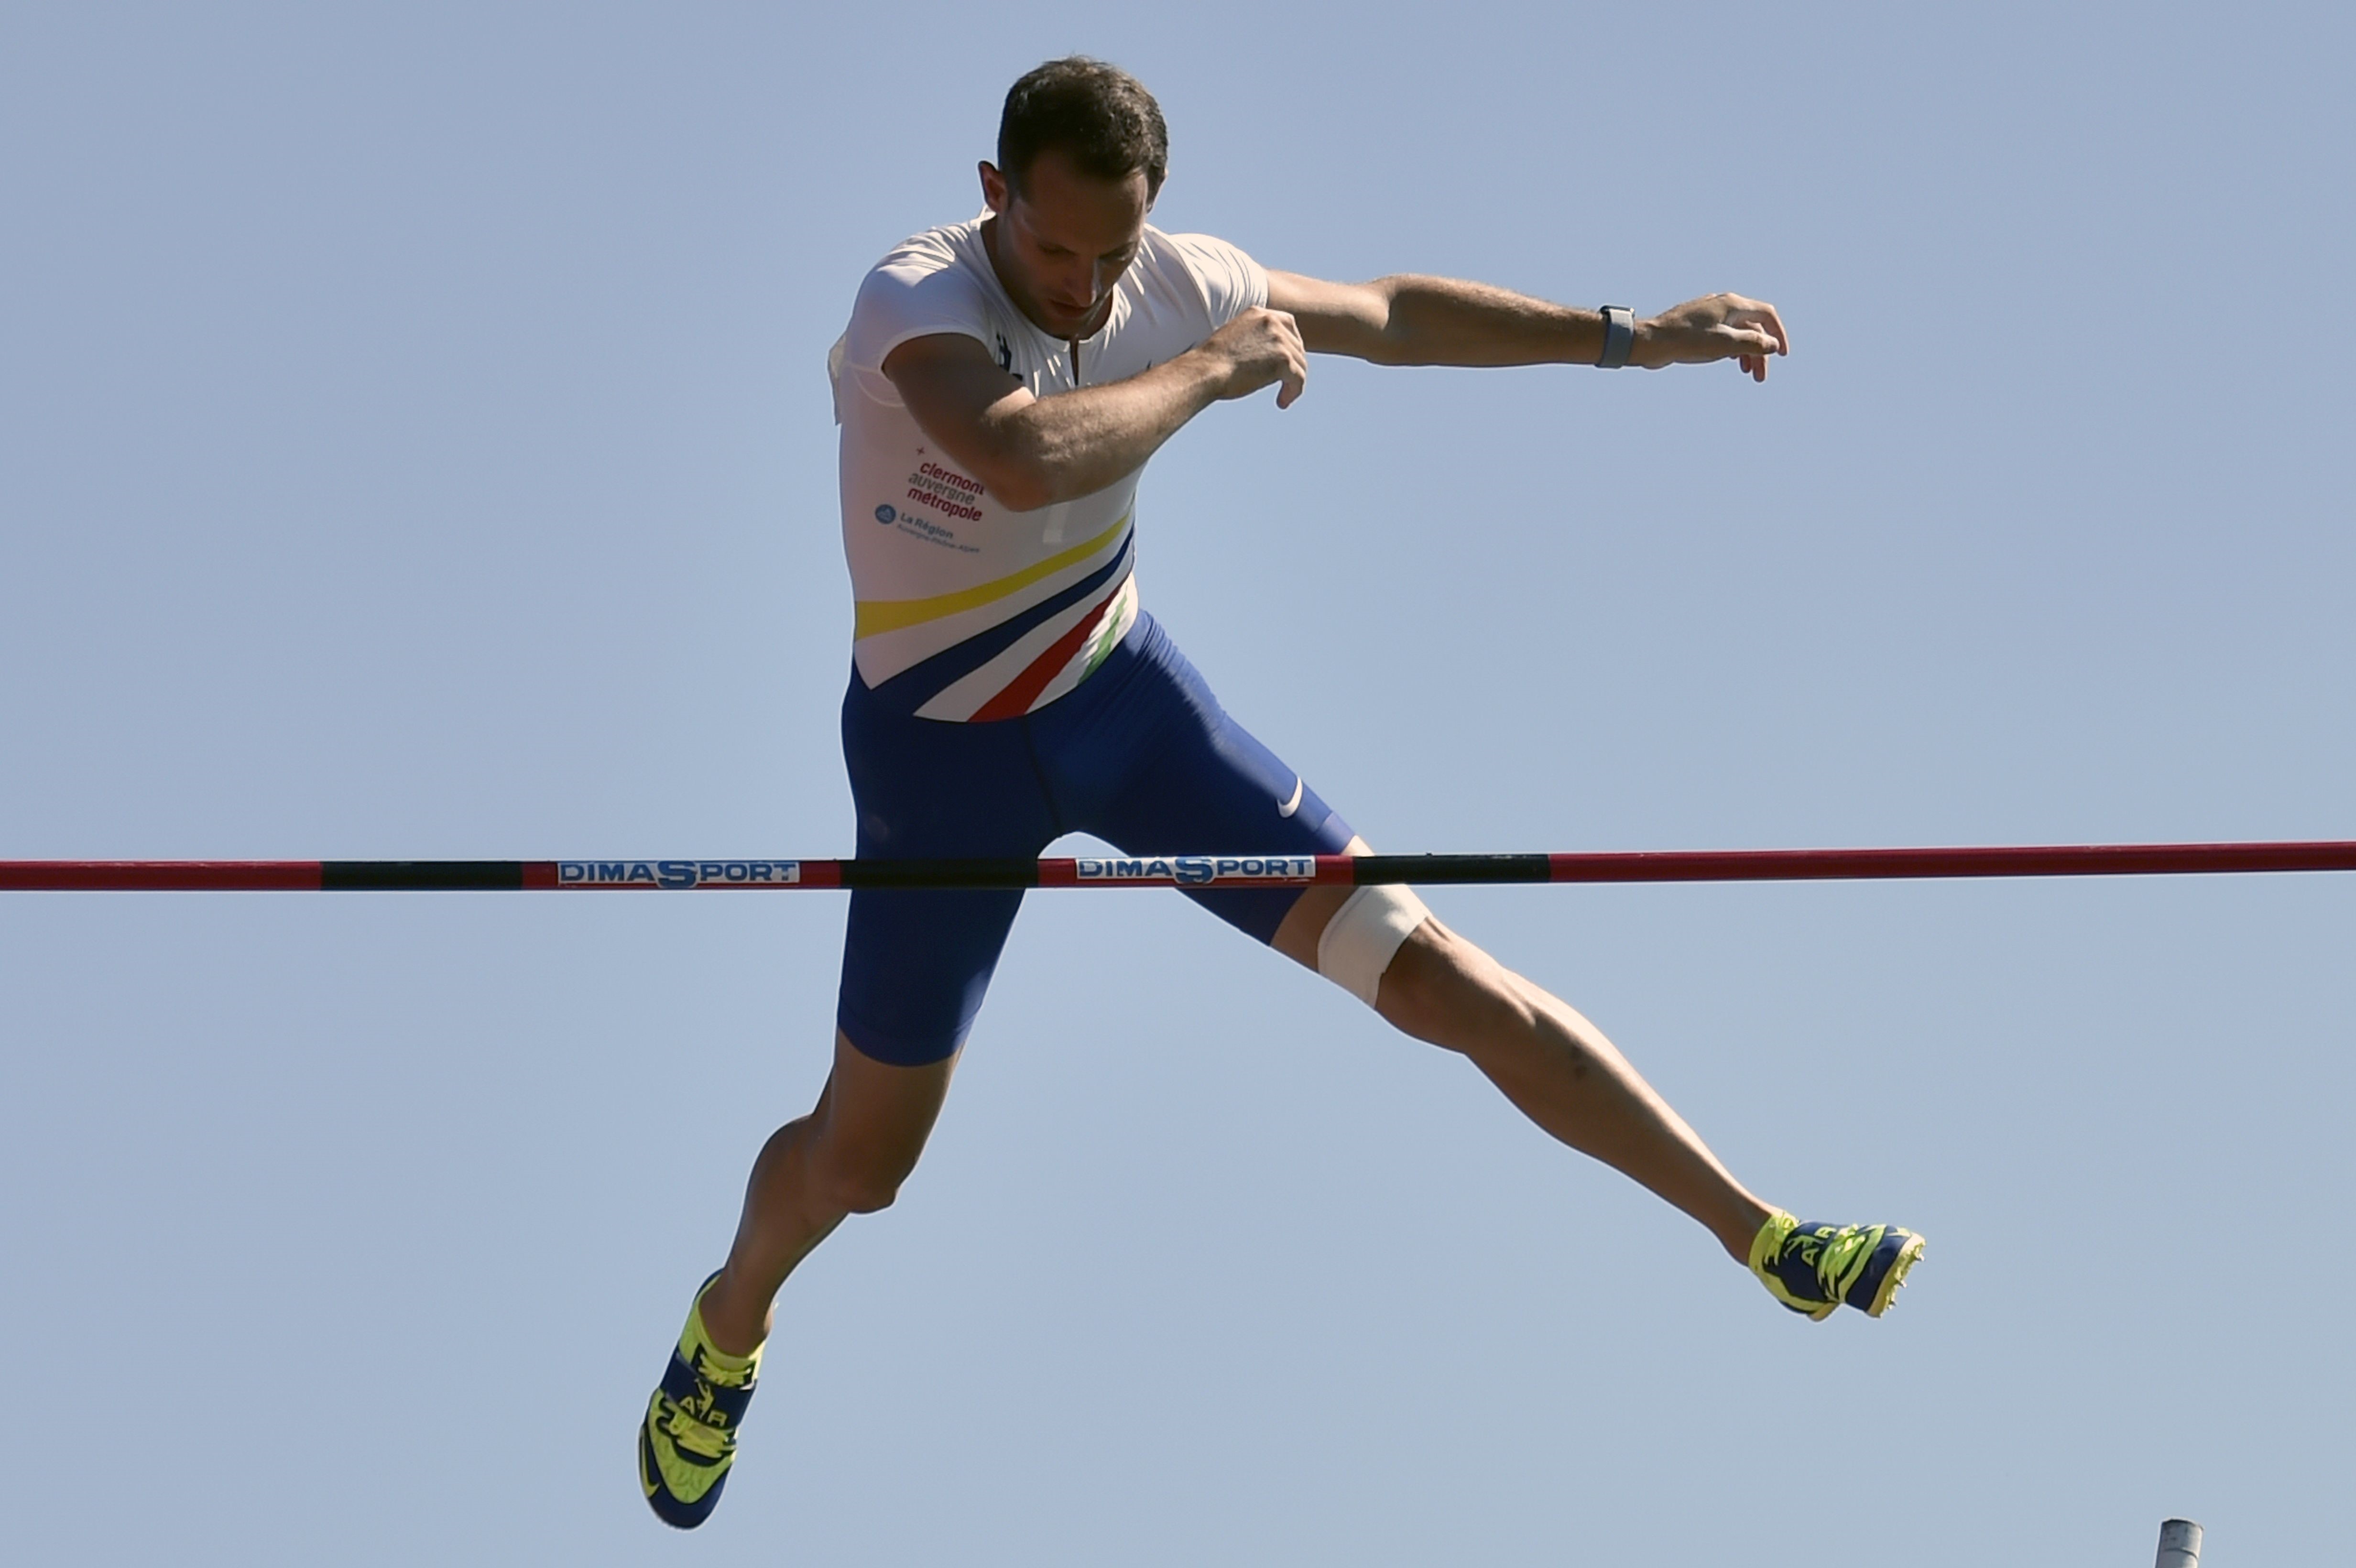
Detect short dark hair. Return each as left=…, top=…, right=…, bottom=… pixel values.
left=997, top=57, right=1168, bottom=200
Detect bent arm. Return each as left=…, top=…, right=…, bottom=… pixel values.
left=883, top=311, right=1307, bottom=512
left=1267, top=271, right=1789, bottom=379
left=884, top=334, right=1221, bottom=512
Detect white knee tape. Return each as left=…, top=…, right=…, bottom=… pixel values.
left=1316, top=884, right=1430, bottom=1007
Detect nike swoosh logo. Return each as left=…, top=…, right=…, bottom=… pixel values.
left=1276, top=776, right=1304, bottom=818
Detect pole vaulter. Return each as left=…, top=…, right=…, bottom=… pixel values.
left=5, top=838, right=2354, bottom=891
left=29, top=52, right=2328, bottom=1538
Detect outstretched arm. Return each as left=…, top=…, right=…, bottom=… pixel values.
left=1265, top=271, right=1790, bottom=382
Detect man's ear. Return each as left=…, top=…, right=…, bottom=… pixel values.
left=979, top=160, right=1010, bottom=215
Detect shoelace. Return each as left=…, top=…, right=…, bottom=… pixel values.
left=658, top=1385, right=734, bottom=1459
left=693, top=1345, right=755, bottom=1389
left=1808, top=1225, right=1877, bottom=1299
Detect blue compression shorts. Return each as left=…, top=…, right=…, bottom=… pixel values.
left=836, top=611, right=1354, bottom=1065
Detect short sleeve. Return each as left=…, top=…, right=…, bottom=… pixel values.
left=840, top=240, right=996, bottom=377
left=1159, top=232, right=1268, bottom=329
left=833, top=229, right=999, bottom=418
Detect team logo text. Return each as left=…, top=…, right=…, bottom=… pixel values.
left=557, top=860, right=801, bottom=889
left=1074, top=855, right=1316, bottom=886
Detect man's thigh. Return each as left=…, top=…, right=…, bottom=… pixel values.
left=1267, top=835, right=1374, bottom=971
left=837, top=673, right=1057, bottom=1064
left=1049, top=616, right=1358, bottom=945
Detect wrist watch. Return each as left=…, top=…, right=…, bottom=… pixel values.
left=1598, top=305, right=1635, bottom=369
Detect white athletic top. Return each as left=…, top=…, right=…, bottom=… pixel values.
left=829, top=216, right=1266, bottom=721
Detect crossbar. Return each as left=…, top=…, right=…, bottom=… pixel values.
left=3, top=840, right=2354, bottom=892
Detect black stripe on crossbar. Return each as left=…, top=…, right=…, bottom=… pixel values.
left=1355, top=854, right=1554, bottom=885
left=320, top=861, right=526, bottom=891
left=837, top=858, right=1044, bottom=890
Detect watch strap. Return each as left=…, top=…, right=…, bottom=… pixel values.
left=1598, top=305, right=1635, bottom=369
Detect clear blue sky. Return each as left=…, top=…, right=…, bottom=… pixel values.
left=3, top=3, right=2350, bottom=1564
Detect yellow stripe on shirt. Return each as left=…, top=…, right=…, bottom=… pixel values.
left=852, top=515, right=1131, bottom=641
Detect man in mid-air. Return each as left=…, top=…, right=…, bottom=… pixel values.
left=639, top=56, right=1923, bottom=1528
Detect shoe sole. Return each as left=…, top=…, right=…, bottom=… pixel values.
left=1860, top=1231, right=1925, bottom=1318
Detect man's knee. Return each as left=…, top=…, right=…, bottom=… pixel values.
left=1315, top=884, right=1431, bottom=1006
left=812, top=1144, right=919, bottom=1215
left=810, top=1031, right=956, bottom=1215
left=1373, top=919, right=1526, bottom=1045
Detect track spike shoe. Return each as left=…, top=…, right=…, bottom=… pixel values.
left=638, top=1272, right=763, bottom=1529
left=1748, top=1211, right=1925, bottom=1320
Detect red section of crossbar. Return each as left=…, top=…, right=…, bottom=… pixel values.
left=1538, top=841, right=2356, bottom=882
left=0, top=860, right=326, bottom=891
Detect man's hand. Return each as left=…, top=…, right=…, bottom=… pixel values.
left=1200, top=306, right=1309, bottom=407
left=1633, top=293, right=1789, bottom=381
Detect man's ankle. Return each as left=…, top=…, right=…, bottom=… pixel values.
left=697, top=1272, right=769, bottom=1359
left=1717, top=1197, right=1779, bottom=1264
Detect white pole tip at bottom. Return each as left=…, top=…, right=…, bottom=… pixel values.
left=2156, top=1518, right=2203, bottom=1568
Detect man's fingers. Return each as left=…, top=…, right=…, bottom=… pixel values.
left=1714, top=296, right=1789, bottom=358
left=1715, top=326, right=1779, bottom=368
left=1724, top=297, right=1789, bottom=356
left=1275, top=356, right=1307, bottom=408
left=1277, top=319, right=1307, bottom=404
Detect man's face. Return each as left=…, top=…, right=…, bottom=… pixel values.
left=980, top=149, right=1150, bottom=340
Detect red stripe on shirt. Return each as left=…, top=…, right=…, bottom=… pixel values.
left=966, top=576, right=1128, bottom=723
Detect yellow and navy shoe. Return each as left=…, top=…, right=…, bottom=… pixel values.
left=638, top=1272, right=763, bottom=1529
left=1748, top=1211, right=1925, bottom=1320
